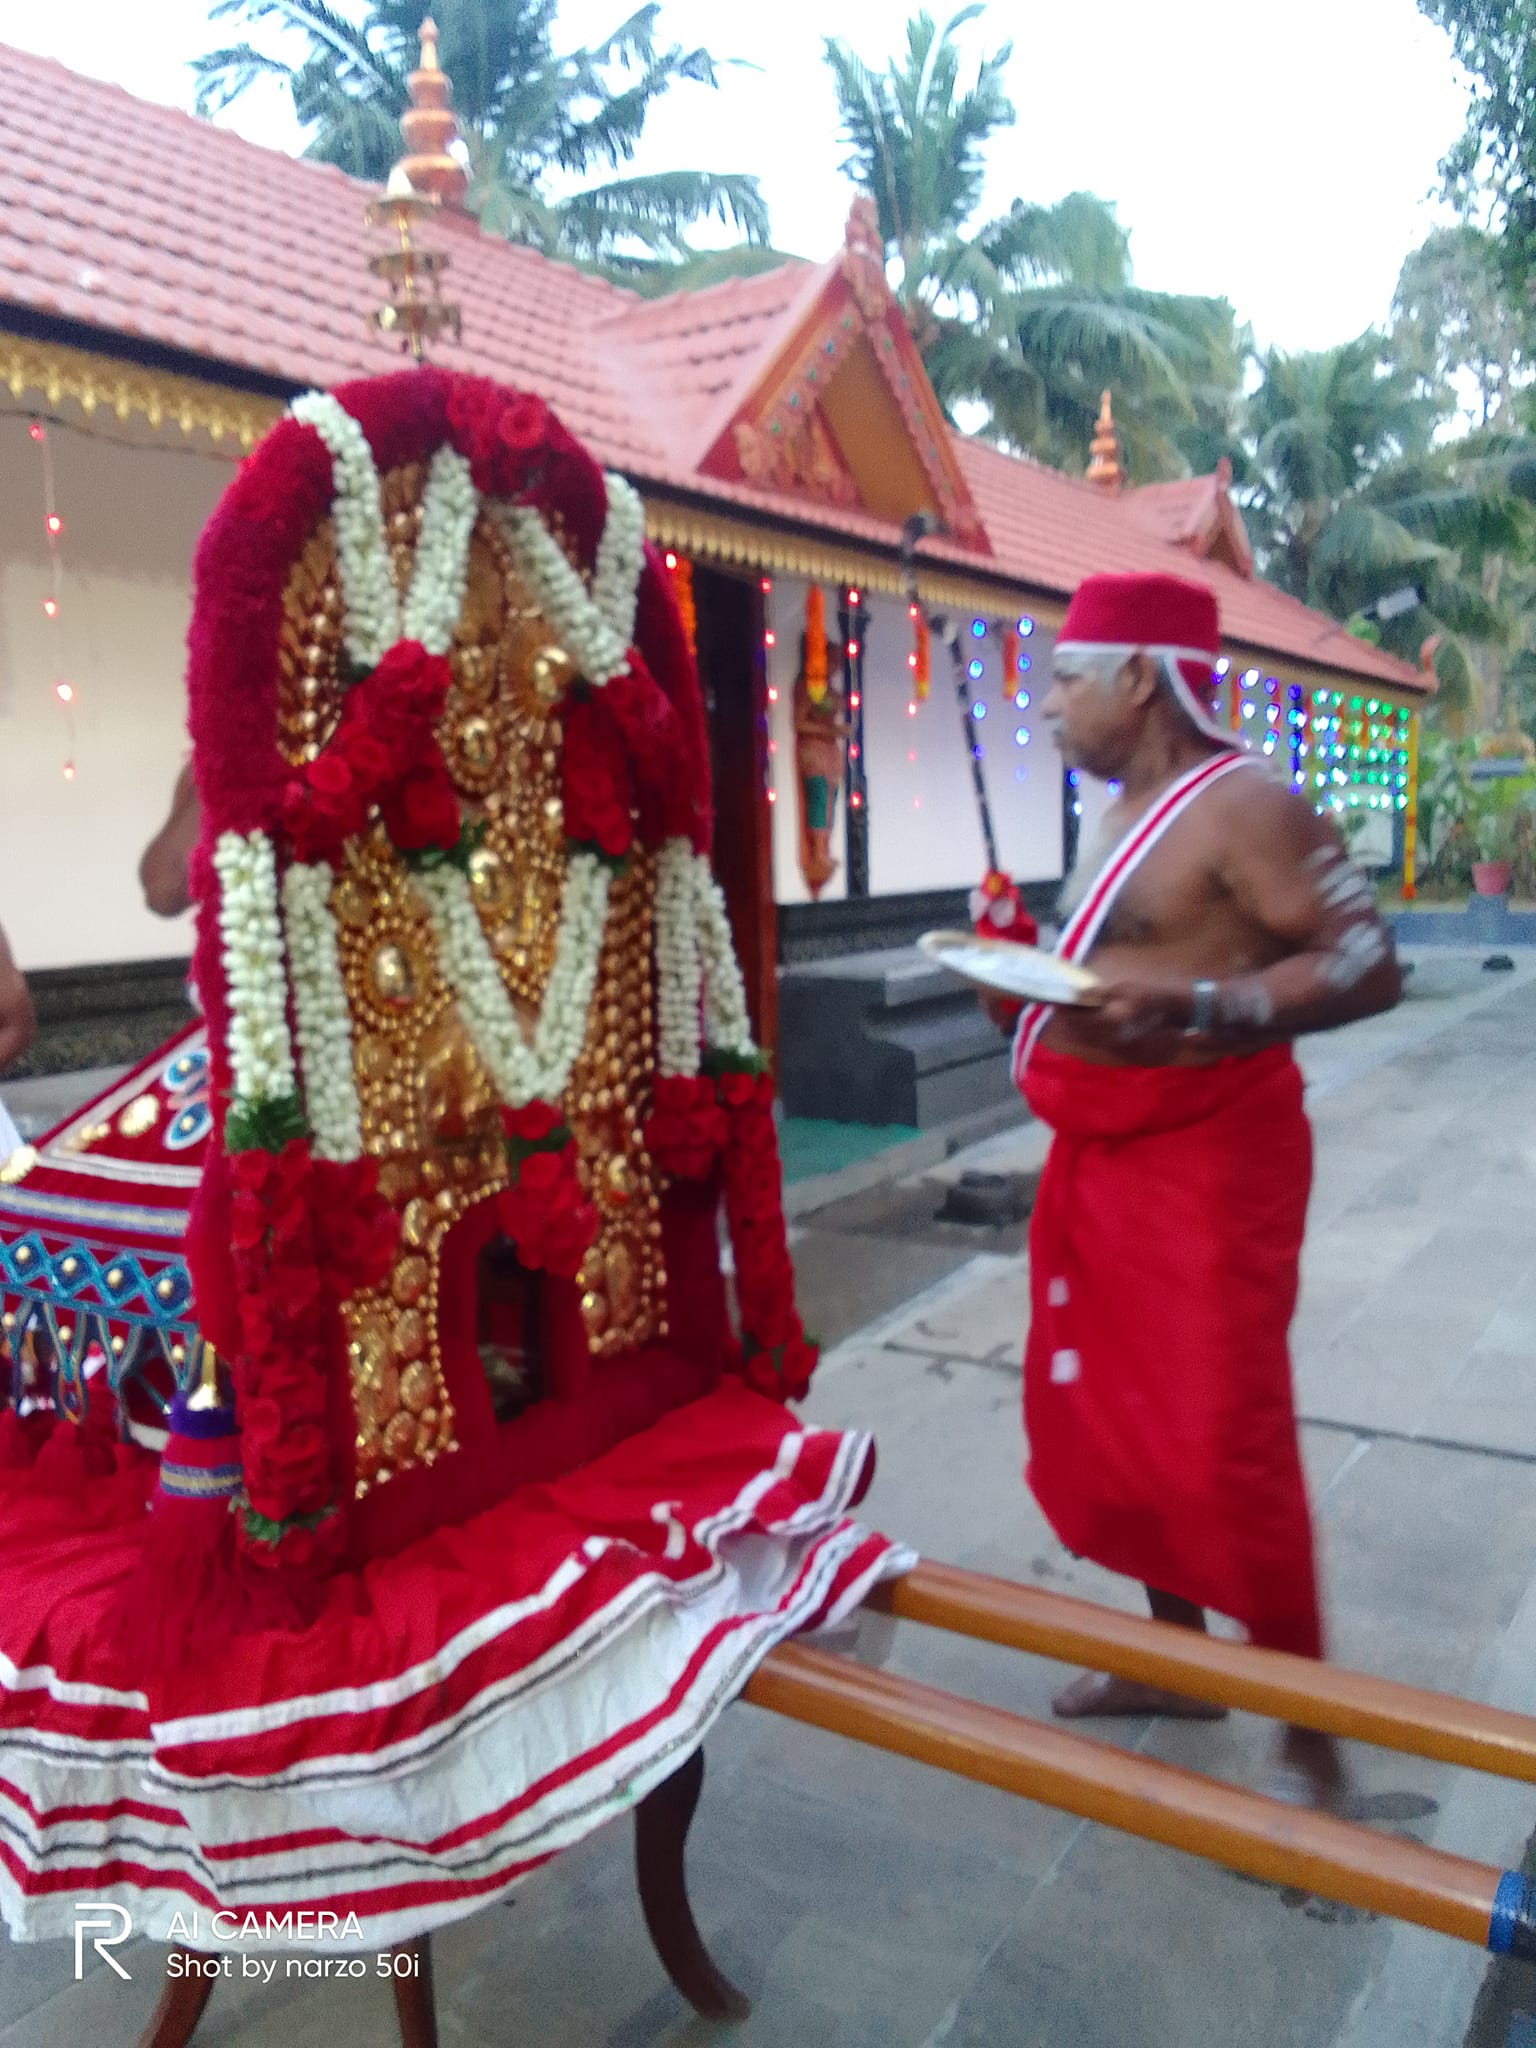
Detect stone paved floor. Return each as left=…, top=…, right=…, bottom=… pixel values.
left=9, top=949, right=1536, bottom=2044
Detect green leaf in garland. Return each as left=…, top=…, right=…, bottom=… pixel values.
left=239, top=1501, right=336, bottom=1548
left=565, top=837, right=631, bottom=876
left=702, top=1046, right=772, bottom=1078
left=401, top=816, right=487, bottom=877
left=224, top=1093, right=308, bottom=1154
left=504, top=1122, right=574, bottom=1172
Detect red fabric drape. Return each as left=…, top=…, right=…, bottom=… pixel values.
left=1021, top=1044, right=1323, bottom=1658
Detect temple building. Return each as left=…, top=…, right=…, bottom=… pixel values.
left=0, top=41, right=1426, bottom=1114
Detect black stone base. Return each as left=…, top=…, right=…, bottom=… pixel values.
left=9, top=957, right=193, bottom=1079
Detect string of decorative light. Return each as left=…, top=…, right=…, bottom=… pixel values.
left=759, top=575, right=778, bottom=809
left=840, top=585, right=870, bottom=891
left=28, top=416, right=78, bottom=781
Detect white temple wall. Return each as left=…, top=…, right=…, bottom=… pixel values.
left=0, top=414, right=230, bottom=971
left=767, top=577, right=1065, bottom=904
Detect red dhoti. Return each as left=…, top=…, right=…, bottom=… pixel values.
left=1021, top=1042, right=1323, bottom=1659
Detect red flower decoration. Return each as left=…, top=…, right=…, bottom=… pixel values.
left=499, top=393, right=554, bottom=457
left=311, top=1157, right=399, bottom=1294
left=645, top=1075, right=727, bottom=1180
left=380, top=759, right=461, bottom=854
left=281, top=641, right=454, bottom=860
left=496, top=1139, right=598, bottom=1280
left=562, top=695, right=635, bottom=859
left=503, top=1099, right=564, bottom=1145
left=717, top=1075, right=817, bottom=1405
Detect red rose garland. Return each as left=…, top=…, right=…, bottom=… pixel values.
left=644, top=1076, right=728, bottom=1181
left=715, top=1070, right=818, bottom=1403
left=281, top=640, right=458, bottom=861
left=497, top=1103, right=599, bottom=1281
left=444, top=376, right=606, bottom=566
left=229, top=1146, right=398, bottom=1567
left=560, top=692, right=636, bottom=861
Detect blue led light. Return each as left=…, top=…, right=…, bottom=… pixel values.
left=968, top=658, right=985, bottom=680
left=1067, top=770, right=1080, bottom=787
left=1016, top=653, right=1031, bottom=674
left=971, top=619, right=987, bottom=638
left=1018, top=616, right=1035, bottom=637
left=1014, top=726, right=1030, bottom=746
left=971, top=699, right=986, bottom=719
left=1013, top=690, right=1031, bottom=710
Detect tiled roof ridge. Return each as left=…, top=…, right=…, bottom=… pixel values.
left=596, top=254, right=817, bottom=337
left=1129, top=472, right=1219, bottom=504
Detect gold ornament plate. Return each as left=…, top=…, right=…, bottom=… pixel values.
left=919, top=930, right=1101, bottom=1007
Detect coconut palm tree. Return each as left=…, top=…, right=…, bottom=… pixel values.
left=1238, top=333, right=1536, bottom=722
left=823, top=7, right=1240, bottom=477
left=194, top=0, right=770, bottom=270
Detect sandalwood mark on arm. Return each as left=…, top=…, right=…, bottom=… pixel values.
left=1204, top=780, right=1402, bottom=1041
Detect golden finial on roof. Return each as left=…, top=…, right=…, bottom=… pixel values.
left=399, top=18, right=468, bottom=207
left=1086, top=389, right=1123, bottom=493
left=365, top=18, right=464, bottom=362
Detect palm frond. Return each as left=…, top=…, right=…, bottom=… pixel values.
left=555, top=169, right=770, bottom=255
left=618, top=243, right=797, bottom=296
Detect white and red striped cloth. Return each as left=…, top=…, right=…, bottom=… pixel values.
left=0, top=1387, right=910, bottom=1951
left=1012, top=751, right=1254, bottom=1085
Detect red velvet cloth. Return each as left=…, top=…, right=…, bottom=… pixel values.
left=1021, top=1044, right=1323, bottom=1658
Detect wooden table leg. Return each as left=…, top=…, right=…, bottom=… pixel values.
left=389, top=1936, right=438, bottom=2048
left=134, top=1949, right=216, bottom=2048
left=634, top=1749, right=750, bottom=2020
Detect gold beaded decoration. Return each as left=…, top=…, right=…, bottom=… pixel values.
left=568, top=853, right=666, bottom=1357
left=276, top=520, right=345, bottom=768
left=270, top=464, right=669, bottom=1493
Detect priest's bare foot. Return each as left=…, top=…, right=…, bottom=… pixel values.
left=1263, top=1726, right=1350, bottom=1813
left=1051, top=1671, right=1228, bottom=1719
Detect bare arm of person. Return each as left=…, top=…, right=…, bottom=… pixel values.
left=1095, top=780, right=1402, bottom=1043
left=0, top=925, right=35, bottom=1074
left=140, top=762, right=200, bottom=918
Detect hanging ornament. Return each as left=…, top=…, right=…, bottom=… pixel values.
left=804, top=583, right=829, bottom=704
left=1000, top=622, right=1019, bottom=692
left=664, top=551, right=697, bottom=660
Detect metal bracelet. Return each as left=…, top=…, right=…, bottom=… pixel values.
left=1188, top=979, right=1219, bottom=1036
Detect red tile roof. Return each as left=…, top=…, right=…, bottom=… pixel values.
left=0, top=43, right=1421, bottom=691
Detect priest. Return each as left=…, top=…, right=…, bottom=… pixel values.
left=1011, top=571, right=1401, bottom=1808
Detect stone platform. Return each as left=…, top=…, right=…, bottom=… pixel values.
left=777, top=945, right=1013, bottom=1128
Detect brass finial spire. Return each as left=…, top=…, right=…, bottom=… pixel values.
left=365, top=18, right=464, bottom=361
left=1086, top=390, right=1123, bottom=493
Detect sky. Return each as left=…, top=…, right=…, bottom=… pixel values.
left=0, top=0, right=1476, bottom=354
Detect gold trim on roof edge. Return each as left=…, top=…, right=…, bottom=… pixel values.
left=0, top=333, right=283, bottom=448
left=641, top=498, right=1429, bottom=704
left=640, top=495, right=1064, bottom=625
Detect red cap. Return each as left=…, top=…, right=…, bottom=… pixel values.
left=1056, top=572, right=1228, bottom=741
